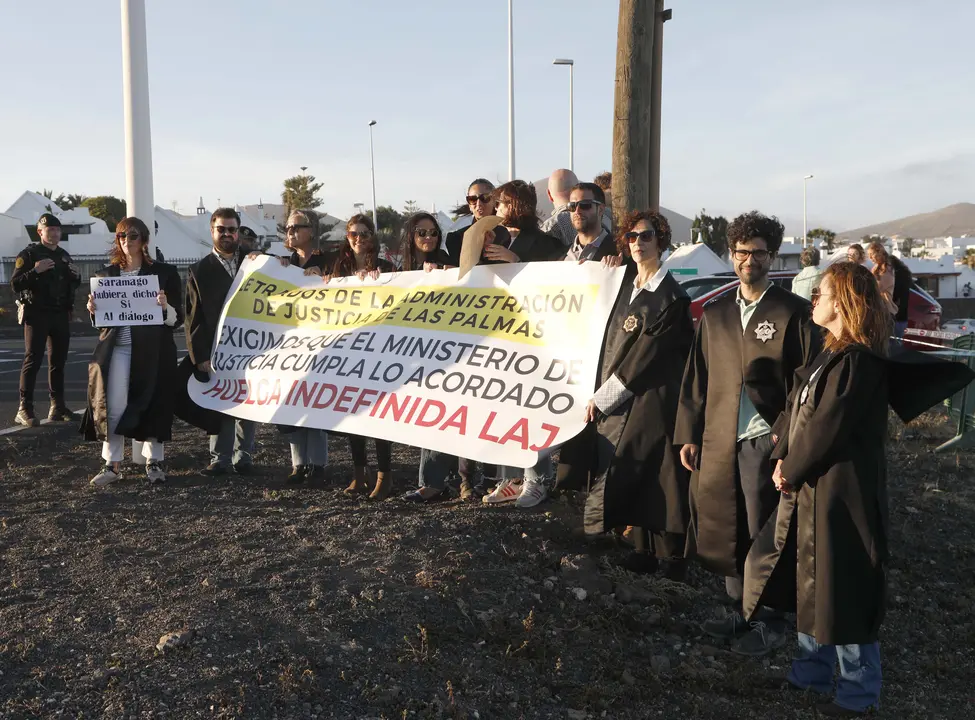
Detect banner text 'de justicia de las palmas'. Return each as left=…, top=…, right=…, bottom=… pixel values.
left=188, top=255, right=625, bottom=467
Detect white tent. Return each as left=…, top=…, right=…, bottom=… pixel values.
left=663, top=243, right=732, bottom=276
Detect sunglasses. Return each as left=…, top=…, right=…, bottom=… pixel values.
left=810, top=288, right=832, bottom=305
left=286, top=224, right=310, bottom=233
left=567, top=200, right=601, bottom=212
left=115, top=232, right=143, bottom=241
left=414, top=228, right=440, bottom=238
left=214, top=225, right=239, bottom=236
left=348, top=231, right=373, bottom=240
left=624, top=230, right=656, bottom=242
left=466, top=193, right=493, bottom=205
left=732, top=248, right=770, bottom=262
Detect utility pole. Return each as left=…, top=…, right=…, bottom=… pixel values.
left=120, top=0, right=155, bottom=245
left=648, top=2, right=671, bottom=212
left=611, top=0, right=655, bottom=225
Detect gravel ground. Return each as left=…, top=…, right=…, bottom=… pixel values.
left=0, top=412, right=973, bottom=719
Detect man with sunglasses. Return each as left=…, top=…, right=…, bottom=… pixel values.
left=676, top=210, right=820, bottom=657
left=563, top=183, right=616, bottom=263
left=10, top=213, right=81, bottom=426
left=179, top=207, right=257, bottom=476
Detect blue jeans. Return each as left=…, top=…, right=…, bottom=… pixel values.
left=417, top=448, right=455, bottom=491
left=290, top=428, right=327, bottom=467
left=788, top=632, right=882, bottom=711
left=209, top=417, right=256, bottom=467
left=501, top=454, right=554, bottom=485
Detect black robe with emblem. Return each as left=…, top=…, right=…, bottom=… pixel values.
left=743, top=346, right=975, bottom=645
left=80, top=262, right=183, bottom=442
left=674, top=284, right=821, bottom=577
left=582, top=266, right=694, bottom=536
left=173, top=248, right=248, bottom=434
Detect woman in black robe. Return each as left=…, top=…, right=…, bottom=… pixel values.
left=581, top=210, right=694, bottom=578
left=743, top=262, right=974, bottom=716
left=324, top=213, right=397, bottom=500
left=81, top=217, right=183, bottom=486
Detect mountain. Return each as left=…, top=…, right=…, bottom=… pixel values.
left=839, top=203, right=975, bottom=240
left=530, top=178, right=695, bottom=246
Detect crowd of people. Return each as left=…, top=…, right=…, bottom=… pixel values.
left=10, top=168, right=974, bottom=718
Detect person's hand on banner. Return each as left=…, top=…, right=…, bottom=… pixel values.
left=483, top=243, right=519, bottom=263
left=304, top=266, right=323, bottom=277
left=156, top=290, right=167, bottom=307
left=320, top=274, right=333, bottom=284
left=585, top=400, right=599, bottom=423
left=86, top=294, right=96, bottom=314
left=423, top=262, right=438, bottom=273
left=197, top=361, right=212, bottom=374
left=601, top=254, right=623, bottom=269
left=247, top=252, right=262, bottom=261
left=277, top=257, right=291, bottom=267
left=356, top=269, right=381, bottom=281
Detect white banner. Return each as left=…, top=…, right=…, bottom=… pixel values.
left=90, top=274, right=162, bottom=327
left=188, top=256, right=625, bottom=467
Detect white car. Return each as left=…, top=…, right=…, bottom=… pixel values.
left=942, top=318, right=975, bottom=335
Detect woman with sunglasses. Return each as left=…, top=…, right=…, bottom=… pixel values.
left=327, top=214, right=396, bottom=500
left=399, top=212, right=451, bottom=271
left=744, top=262, right=973, bottom=716
left=575, top=211, right=694, bottom=578
left=444, top=178, right=511, bottom=267
left=82, top=218, right=183, bottom=486
left=275, top=210, right=331, bottom=484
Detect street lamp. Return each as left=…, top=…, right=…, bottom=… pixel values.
left=368, top=121, right=378, bottom=232
left=803, top=174, right=814, bottom=247
left=507, top=0, right=515, bottom=180
left=553, top=58, right=574, bottom=171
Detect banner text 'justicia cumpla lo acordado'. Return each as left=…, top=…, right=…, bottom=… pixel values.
left=188, top=255, right=626, bottom=467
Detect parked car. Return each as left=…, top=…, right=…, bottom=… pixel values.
left=942, top=318, right=975, bottom=336
left=679, top=271, right=942, bottom=350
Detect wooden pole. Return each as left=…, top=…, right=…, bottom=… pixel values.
left=611, top=0, right=655, bottom=225
left=648, top=3, right=671, bottom=212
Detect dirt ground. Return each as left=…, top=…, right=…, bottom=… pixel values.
left=1, top=411, right=973, bottom=719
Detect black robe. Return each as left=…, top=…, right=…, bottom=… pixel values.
left=743, top=346, right=975, bottom=645
left=674, top=284, right=821, bottom=576
left=79, top=262, right=183, bottom=443
left=173, top=248, right=248, bottom=434
left=582, top=267, right=694, bottom=536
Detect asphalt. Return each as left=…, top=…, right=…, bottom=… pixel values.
left=0, top=333, right=187, bottom=431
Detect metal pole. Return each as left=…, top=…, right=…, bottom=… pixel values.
left=120, top=0, right=155, bottom=243
left=507, top=0, right=515, bottom=180
left=568, top=63, right=574, bottom=172
left=803, top=174, right=813, bottom=247
left=369, top=121, right=378, bottom=232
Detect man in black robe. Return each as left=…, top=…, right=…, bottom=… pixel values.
left=180, top=207, right=255, bottom=476
left=675, top=210, right=820, bottom=656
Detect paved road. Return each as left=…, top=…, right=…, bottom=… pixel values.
left=0, top=333, right=187, bottom=428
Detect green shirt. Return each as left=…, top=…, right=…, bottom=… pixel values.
left=736, top=284, right=773, bottom=441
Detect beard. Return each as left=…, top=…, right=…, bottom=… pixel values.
left=216, top=236, right=239, bottom=254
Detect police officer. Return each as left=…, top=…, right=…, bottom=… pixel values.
left=10, top=213, right=81, bottom=426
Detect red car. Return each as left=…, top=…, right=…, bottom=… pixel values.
left=679, top=271, right=942, bottom=349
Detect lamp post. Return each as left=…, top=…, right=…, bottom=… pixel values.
left=507, top=0, right=515, bottom=180
left=120, top=0, right=155, bottom=244
left=552, top=58, right=574, bottom=171
left=803, top=174, right=814, bottom=247
left=369, top=121, right=378, bottom=232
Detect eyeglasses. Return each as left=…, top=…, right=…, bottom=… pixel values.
left=414, top=228, right=440, bottom=238
left=567, top=200, right=601, bottom=213
left=466, top=193, right=492, bottom=205
left=348, top=231, right=373, bottom=240
left=115, top=232, right=142, bottom=241
left=214, top=225, right=239, bottom=236
left=624, top=230, right=656, bottom=242
left=286, top=224, right=310, bottom=234
left=732, top=248, right=771, bottom=262
left=810, top=289, right=832, bottom=305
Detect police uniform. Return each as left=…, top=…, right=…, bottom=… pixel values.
left=10, top=213, right=81, bottom=425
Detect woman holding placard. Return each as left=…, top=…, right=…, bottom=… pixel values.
left=325, top=215, right=397, bottom=500
left=81, top=217, right=183, bottom=486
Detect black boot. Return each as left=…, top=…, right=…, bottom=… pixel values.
left=15, top=403, right=39, bottom=428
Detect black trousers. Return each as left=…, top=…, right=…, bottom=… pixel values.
left=20, top=310, right=71, bottom=405
left=348, top=436, right=392, bottom=473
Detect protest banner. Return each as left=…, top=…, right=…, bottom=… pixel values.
left=89, top=274, right=163, bottom=327
left=188, top=255, right=626, bottom=467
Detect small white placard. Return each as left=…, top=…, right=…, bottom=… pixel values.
left=90, top=275, right=163, bottom=327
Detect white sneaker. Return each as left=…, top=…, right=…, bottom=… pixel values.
left=146, top=462, right=167, bottom=484
left=90, top=465, right=121, bottom=487
left=482, top=478, right=522, bottom=504
left=515, top=477, right=548, bottom=508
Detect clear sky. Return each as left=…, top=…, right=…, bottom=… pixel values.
left=1, top=1, right=972, bottom=234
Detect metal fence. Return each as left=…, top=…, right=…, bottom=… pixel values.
left=0, top=255, right=203, bottom=288
left=938, top=333, right=975, bottom=452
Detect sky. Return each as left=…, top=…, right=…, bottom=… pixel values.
left=1, top=0, right=973, bottom=235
